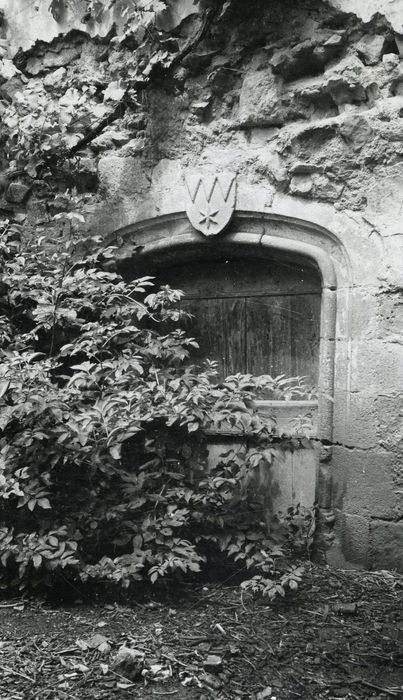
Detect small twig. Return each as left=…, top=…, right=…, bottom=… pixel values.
left=329, top=615, right=392, bottom=640
left=351, top=678, right=401, bottom=697
left=181, top=635, right=220, bottom=644
left=169, top=1, right=224, bottom=72
left=241, top=655, right=257, bottom=671
left=109, top=668, right=135, bottom=685
left=322, top=655, right=401, bottom=697
left=63, top=1, right=225, bottom=161
left=0, top=664, right=35, bottom=683
left=160, top=652, right=189, bottom=668
left=26, top=677, right=73, bottom=700
left=0, top=602, right=24, bottom=608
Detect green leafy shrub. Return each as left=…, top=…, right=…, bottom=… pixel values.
left=0, top=218, right=311, bottom=595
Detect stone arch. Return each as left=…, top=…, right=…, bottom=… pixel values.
left=112, top=209, right=352, bottom=516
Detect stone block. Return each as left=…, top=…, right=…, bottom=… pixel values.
left=262, top=446, right=318, bottom=518
left=382, top=53, right=400, bottom=72
left=377, top=293, right=403, bottom=338
left=151, top=158, right=182, bottom=192
left=339, top=114, right=373, bottom=151
left=311, top=173, right=344, bottom=202
left=328, top=510, right=369, bottom=568
left=352, top=339, right=403, bottom=394
left=238, top=69, right=306, bottom=127
left=98, top=155, right=150, bottom=200
left=369, top=520, right=403, bottom=572
left=295, top=55, right=368, bottom=108
left=335, top=392, right=379, bottom=449
left=334, top=390, right=403, bottom=456
left=290, top=162, right=322, bottom=175
left=336, top=287, right=399, bottom=343
left=289, top=174, right=313, bottom=196
left=334, top=289, right=349, bottom=340
left=237, top=182, right=275, bottom=212
left=333, top=337, right=350, bottom=390
left=92, top=130, right=132, bottom=151
left=321, top=288, right=337, bottom=340
left=347, top=238, right=388, bottom=287
left=331, top=446, right=398, bottom=519
left=270, top=35, right=343, bottom=83
left=270, top=42, right=318, bottom=81
left=365, top=165, right=403, bottom=234
left=91, top=132, right=115, bottom=152
left=256, top=148, right=289, bottom=190
left=190, top=100, right=211, bottom=121
left=349, top=287, right=379, bottom=340
left=355, top=35, right=386, bottom=66
left=120, top=137, right=146, bottom=158
left=375, top=394, right=403, bottom=454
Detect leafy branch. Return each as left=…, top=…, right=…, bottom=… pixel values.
left=0, top=221, right=311, bottom=593
left=69, top=0, right=226, bottom=156
left=2, top=0, right=228, bottom=179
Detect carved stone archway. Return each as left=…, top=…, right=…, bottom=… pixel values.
left=111, top=209, right=351, bottom=524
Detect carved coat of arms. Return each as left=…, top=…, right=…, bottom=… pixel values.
left=185, top=171, right=237, bottom=236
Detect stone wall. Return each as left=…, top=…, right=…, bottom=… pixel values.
left=0, top=0, right=402, bottom=570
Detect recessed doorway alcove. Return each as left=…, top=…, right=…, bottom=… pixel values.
left=114, top=210, right=342, bottom=522
left=152, top=255, right=321, bottom=387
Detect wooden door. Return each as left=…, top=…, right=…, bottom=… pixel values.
left=159, top=257, right=321, bottom=386
left=155, top=255, right=321, bottom=515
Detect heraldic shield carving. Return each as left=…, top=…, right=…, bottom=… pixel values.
left=185, top=171, right=237, bottom=236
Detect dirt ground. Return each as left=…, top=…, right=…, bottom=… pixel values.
left=0, top=564, right=402, bottom=700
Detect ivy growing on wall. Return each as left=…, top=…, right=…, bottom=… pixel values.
left=2, top=0, right=229, bottom=182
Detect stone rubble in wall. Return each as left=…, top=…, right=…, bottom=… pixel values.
left=195, top=9, right=403, bottom=209
left=241, top=59, right=403, bottom=206
left=1, top=1, right=403, bottom=217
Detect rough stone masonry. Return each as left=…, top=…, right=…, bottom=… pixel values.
left=0, top=0, right=402, bottom=571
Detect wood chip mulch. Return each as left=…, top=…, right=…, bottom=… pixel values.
left=0, top=564, right=402, bottom=700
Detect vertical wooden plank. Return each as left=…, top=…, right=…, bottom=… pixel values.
left=181, top=298, right=226, bottom=378
left=272, top=296, right=293, bottom=378
left=246, top=295, right=293, bottom=378
left=290, top=294, right=321, bottom=386
left=181, top=298, right=246, bottom=379
left=222, top=298, right=246, bottom=376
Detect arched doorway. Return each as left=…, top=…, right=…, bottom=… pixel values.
left=114, top=211, right=342, bottom=519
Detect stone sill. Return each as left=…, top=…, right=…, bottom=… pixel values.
left=205, top=400, right=318, bottom=438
